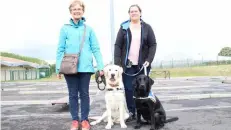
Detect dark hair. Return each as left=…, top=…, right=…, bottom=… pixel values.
left=128, top=4, right=142, bottom=13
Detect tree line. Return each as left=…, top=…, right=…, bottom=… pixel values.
left=1, top=52, right=49, bottom=65
left=218, top=47, right=231, bottom=57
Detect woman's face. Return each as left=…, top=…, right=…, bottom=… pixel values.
left=129, top=6, right=141, bottom=21
left=70, top=4, right=84, bottom=20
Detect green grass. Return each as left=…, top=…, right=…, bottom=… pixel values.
left=150, top=64, right=231, bottom=78
left=2, top=65, right=231, bottom=82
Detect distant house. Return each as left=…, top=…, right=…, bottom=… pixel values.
left=0, top=56, right=49, bottom=81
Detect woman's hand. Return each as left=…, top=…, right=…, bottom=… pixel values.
left=57, top=74, right=62, bottom=79
left=99, top=70, right=104, bottom=76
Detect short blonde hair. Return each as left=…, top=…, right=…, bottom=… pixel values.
left=69, top=0, right=85, bottom=12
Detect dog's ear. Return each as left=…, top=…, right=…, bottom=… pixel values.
left=132, top=77, right=137, bottom=89
left=119, top=66, right=123, bottom=74
left=132, top=77, right=138, bottom=97
left=148, top=77, right=154, bottom=86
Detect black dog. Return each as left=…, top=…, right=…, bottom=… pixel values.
left=132, top=74, right=179, bottom=130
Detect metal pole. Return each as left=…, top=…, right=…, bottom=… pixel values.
left=109, top=0, right=115, bottom=64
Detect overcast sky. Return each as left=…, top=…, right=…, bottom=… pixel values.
left=1, top=0, right=231, bottom=64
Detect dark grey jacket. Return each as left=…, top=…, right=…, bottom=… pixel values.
left=114, top=20, right=157, bottom=70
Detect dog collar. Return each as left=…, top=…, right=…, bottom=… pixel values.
left=106, top=88, right=123, bottom=91
left=133, top=96, right=149, bottom=99
left=108, top=84, right=119, bottom=87
left=133, top=92, right=156, bottom=103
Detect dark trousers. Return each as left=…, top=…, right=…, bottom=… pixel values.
left=122, top=65, right=150, bottom=115
left=64, top=73, right=92, bottom=121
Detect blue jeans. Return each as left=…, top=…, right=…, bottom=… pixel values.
left=64, top=73, right=92, bottom=121
left=122, top=65, right=150, bottom=115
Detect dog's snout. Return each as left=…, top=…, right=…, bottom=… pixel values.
left=139, top=84, right=145, bottom=89
left=111, top=74, right=115, bottom=77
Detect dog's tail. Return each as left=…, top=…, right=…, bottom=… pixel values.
left=164, top=116, right=179, bottom=123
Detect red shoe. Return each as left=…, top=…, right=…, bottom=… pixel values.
left=81, top=120, right=90, bottom=130
left=70, top=120, right=79, bottom=130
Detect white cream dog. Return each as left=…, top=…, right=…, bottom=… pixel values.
left=90, top=64, right=129, bottom=129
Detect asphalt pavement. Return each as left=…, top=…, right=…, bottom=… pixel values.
left=1, top=76, right=231, bottom=130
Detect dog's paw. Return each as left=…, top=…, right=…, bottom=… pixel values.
left=134, top=125, right=141, bottom=129
left=124, top=113, right=129, bottom=120
left=120, top=124, right=127, bottom=128
left=90, top=121, right=97, bottom=126
left=105, top=124, right=112, bottom=129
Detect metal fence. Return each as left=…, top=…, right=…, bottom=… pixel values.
left=152, top=59, right=231, bottom=68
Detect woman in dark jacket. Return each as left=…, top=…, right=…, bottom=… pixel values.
left=114, top=4, right=157, bottom=121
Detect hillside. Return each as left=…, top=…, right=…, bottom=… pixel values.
left=0, top=52, right=49, bottom=65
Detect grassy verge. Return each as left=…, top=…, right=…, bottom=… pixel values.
left=2, top=65, right=231, bottom=82
left=150, top=64, right=231, bottom=78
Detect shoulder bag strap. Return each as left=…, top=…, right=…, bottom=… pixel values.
left=78, top=24, right=86, bottom=55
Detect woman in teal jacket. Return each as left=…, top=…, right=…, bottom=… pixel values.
left=56, top=1, right=104, bottom=130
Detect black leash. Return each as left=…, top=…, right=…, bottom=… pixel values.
left=95, top=71, right=106, bottom=91
left=123, top=65, right=147, bottom=76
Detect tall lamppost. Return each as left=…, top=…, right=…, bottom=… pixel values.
left=110, top=0, right=115, bottom=64
left=198, top=53, right=203, bottom=64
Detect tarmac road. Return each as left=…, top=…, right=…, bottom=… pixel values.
left=1, top=76, right=231, bottom=130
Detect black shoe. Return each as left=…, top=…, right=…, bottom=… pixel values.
left=126, top=112, right=136, bottom=122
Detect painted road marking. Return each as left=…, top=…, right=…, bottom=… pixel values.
left=17, top=84, right=229, bottom=94
left=2, top=105, right=231, bottom=118
left=2, top=93, right=231, bottom=105
left=18, top=89, right=98, bottom=94
left=2, top=88, right=37, bottom=91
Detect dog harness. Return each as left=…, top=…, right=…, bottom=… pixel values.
left=106, top=88, right=124, bottom=91
left=133, top=91, right=156, bottom=103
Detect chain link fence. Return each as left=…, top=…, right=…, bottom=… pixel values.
left=152, top=58, right=231, bottom=68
